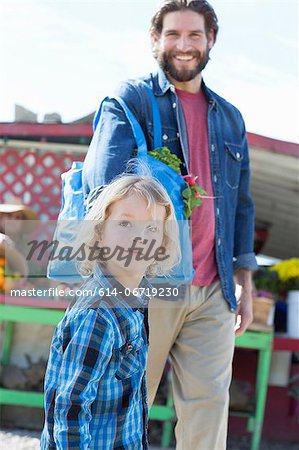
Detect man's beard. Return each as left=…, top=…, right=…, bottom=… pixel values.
left=157, top=48, right=210, bottom=82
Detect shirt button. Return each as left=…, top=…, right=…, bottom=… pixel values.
left=162, top=134, right=168, bottom=140
left=177, top=132, right=180, bottom=138
left=127, top=344, right=133, bottom=351
left=211, top=144, right=215, bottom=152
left=218, top=238, right=221, bottom=246
left=216, top=207, right=220, bottom=216
left=214, top=175, right=217, bottom=183
left=236, top=152, right=241, bottom=159
left=172, top=102, right=177, bottom=108
left=170, top=84, right=176, bottom=92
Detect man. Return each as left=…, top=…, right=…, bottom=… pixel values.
left=83, top=1, right=257, bottom=448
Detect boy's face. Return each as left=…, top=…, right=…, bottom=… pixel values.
left=99, top=193, right=166, bottom=283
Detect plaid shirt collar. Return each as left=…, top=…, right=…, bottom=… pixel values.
left=92, top=263, right=152, bottom=311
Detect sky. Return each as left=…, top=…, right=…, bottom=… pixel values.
left=0, top=0, right=298, bottom=143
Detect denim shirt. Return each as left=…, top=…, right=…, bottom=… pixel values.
left=83, top=68, right=258, bottom=312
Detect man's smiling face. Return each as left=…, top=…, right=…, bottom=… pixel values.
left=152, top=10, right=214, bottom=84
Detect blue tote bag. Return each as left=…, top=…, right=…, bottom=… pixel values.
left=47, top=86, right=194, bottom=285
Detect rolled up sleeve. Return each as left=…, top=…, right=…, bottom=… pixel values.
left=233, top=252, right=258, bottom=272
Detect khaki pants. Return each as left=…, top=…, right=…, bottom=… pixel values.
left=146, top=280, right=235, bottom=450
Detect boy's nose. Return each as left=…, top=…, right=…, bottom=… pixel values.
left=132, top=235, right=145, bottom=246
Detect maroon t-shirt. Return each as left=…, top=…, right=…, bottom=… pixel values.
left=176, top=88, right=218, bottom=286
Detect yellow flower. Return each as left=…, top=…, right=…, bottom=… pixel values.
left=270, top=258, right=299, bottom=282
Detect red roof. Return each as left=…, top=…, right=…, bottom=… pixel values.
left=247, top=132, right=298, bottom=157
left=0, top=123, right=298, bottom=157
left=0, top=122, right=92, bottom=137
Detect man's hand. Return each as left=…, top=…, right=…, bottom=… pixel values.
left=234, top=269, right=253, bottom=336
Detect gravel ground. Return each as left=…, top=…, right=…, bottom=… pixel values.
left=0, top=428, right=298, bottom=450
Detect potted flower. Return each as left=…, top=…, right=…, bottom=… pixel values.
left=250, top=268, right=280, bottom=331
left=270, top=258, right=299, bottom=295
left=253, top=267, right=280, bottom=299
left=270, top=258, right=299, bottom=338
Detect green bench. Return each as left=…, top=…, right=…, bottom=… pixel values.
left=0, top=300, right=273, bottom=449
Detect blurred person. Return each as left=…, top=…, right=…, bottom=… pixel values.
left=0, top=198, right=38, bottom=284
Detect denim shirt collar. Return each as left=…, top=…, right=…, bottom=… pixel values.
left=152, top=67, right=172, bottom=96
left=151, top=67, right=218, bottom=110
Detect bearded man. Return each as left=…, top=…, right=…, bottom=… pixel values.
left=83, top=1, right=257, bottom=448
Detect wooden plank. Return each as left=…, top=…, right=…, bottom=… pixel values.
left=0, top=139, right=88, bottom=154
left=0, top=388, right=44, bottom=407
left=273, top=336, right=299, bottom=352
left=0, top=304, right=64, bottom=325
left=235, top=331, right=273, bottom=350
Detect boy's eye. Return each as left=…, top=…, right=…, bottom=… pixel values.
left=147, top=225, right=159, bottom=233
left=119, top=221, right=131, bottom=228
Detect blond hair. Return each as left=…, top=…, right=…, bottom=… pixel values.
left=76, top=173, right=181, bottom=278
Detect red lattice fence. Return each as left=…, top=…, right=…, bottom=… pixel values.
left=0, top=146, right=86, bottom=220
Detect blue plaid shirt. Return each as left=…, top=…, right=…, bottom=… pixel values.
left=41, top=264, right=151, bottom=449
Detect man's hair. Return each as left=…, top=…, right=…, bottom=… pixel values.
left=150, top=0, right=219, bottom=42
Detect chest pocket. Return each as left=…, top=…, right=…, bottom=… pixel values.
left=225, top=143, right=243, bottom=189
left=115, top=336, right=144, bottom=380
